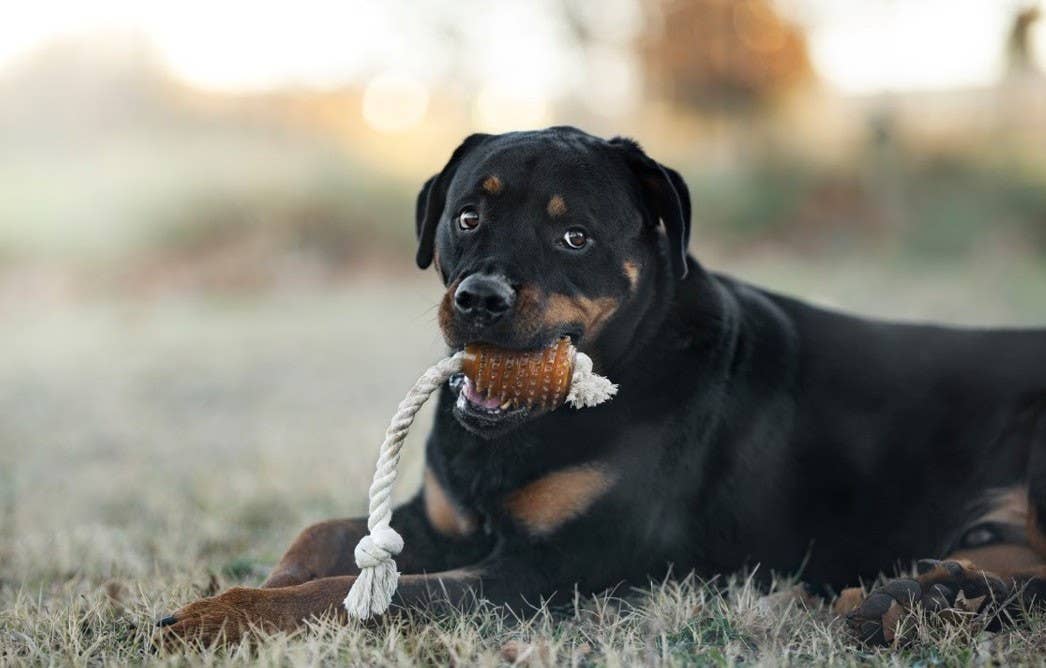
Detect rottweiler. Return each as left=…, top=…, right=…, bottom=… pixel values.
left=158, top=126, right=1046, bottom=646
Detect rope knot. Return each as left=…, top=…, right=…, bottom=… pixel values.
left=354, top=526, right=403, bottom=569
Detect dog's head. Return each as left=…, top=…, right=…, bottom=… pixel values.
left=415, top=126, right=691, bottom=437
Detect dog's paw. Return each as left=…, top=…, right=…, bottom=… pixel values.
left=154, top=587, right=286, bottom=648
left=842, top=559, right=1012, bottom=646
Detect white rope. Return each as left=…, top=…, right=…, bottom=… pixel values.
left=343, top=349, right=616, bottom=620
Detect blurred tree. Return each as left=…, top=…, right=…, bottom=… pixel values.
left=640, top=0, right=812, bottom=111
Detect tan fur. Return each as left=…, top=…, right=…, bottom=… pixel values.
left=948, top=543, right=1046, bottom=579
left=504, top=464, right=616, bottom=536
left=482, top=175, right=502, bottom=194
left=263, top=518, right=368, bottom=588
left=158, top=576, right=354, bottom=645
left=547, top=194, right=567, bottom=217
left=880, top=601, right=905, bottom=643
left=438, top=278, right=461, bottom=338
left=834, top=587, right=865, bottom=615
left=979, top=486, right=1028, bottom=525
left=623, top=260, right=640, bottom=294
left=543, top=294, right=620, bottom=340
left=424, top=467, right=477, bottom=537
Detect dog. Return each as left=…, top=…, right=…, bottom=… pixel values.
left=157, top=126, right=1046, bottom=646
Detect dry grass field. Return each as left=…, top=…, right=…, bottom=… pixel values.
left=3, top=256, right=1046, bottom=666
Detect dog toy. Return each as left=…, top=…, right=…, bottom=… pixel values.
left=343, top=338, right=617, bottom=620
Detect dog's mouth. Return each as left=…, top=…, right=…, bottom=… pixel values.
left=449, top=334, right=579, bottom=438
left=452, top=373, right=530, bottom=425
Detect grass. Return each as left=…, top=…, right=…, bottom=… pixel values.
left=5, top=562, right=1046, bottom=666
left=3, top=257, right=1046, bottom=666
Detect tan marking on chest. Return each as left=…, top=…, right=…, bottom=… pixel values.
left=482, top=175, right=503, bottom=195
left=424, top=467, right=477, bottom=537
left=504, top=464, right=616, bottom=536
left=547, top=194, right=567, bottom=217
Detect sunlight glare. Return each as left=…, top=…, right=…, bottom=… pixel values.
left=806, top=0, right=1011, bottom=94
left=362, top=72, right=430, bottom=133
left=473, top=85, right=551, bottom=132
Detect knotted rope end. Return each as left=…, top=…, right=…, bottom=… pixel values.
left=343, top=526, right=403, bottom=620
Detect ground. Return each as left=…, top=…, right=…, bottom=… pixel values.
left=3, top=256, right=1046, bottom=666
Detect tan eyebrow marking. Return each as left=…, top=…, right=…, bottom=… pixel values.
left=547, top=194, right=567, bottom=217
left=482, top=175, right=502, bottom=195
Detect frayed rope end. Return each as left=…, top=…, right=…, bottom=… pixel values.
left=566, top=351, right=618, bottom=408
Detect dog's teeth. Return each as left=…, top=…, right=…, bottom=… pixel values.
left=461, top=338, right=575, bottom=412
left=500, top=400, right=512, bottom=410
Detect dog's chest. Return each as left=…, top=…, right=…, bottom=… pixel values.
left=432, top=417, right=682, bottom=541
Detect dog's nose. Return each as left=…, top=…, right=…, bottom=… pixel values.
left=454, top=274, right=515, bottom=322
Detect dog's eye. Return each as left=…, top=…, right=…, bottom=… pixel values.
left=457, top=208, right=480, bottom=231
left=562, top=228, right=588, bottom=249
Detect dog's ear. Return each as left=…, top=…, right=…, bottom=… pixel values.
left=415, top=133, right=491, bottom=269
left=610, top=137, right=692, bottom=279
left=415, top=175, right=438, bottom=241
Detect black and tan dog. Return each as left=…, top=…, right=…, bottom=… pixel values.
left=158, top=127, right=1046, bottom=645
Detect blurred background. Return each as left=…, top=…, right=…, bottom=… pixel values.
left=3, top=0, right=1046, bottom=584
left=2, top=0, right=1046, bottom=302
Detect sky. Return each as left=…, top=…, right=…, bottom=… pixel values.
left=0, top=0, right=1042, bottom=129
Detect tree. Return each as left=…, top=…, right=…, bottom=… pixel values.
left=640, top=0, right=812, bottom=112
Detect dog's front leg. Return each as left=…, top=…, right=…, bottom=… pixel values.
left=156, top=554, right=547, bottom=646
left=264, top=492, right=492, bottom=588
left=156, top=576, right=357, bottom=646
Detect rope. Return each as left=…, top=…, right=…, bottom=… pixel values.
left=343, top=349, right=616, bottom=620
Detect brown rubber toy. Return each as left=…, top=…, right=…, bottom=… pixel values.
left=462, top=337, right=574, bottom=410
